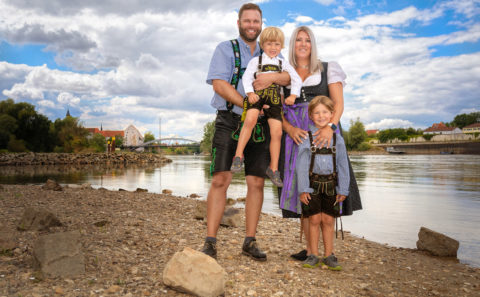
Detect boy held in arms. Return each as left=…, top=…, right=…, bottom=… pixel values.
left=231, top=27, right=302, bottom=187
left=296, top=96, right=349, bottom=270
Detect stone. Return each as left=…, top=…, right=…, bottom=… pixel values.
left=0, top=231, right=17, bottom=252
left=93, top=220, right=109, bottom=227
left=189, top=193, right=200, bottom=198
left=162, top=189, right=173, bottom=195
left=194, top=201, right=207, bottom=220
left=17, top=207, right=62, bottom=231
left=226, top=198, right=236, bottom=205
left=33, top=231, right=85, bottom=278
left=106, top=285, right=121, bottom=293
left=163, top=247, right=226, bottom=297
left=135, top=188, right=148, bottom=192
left=42, top=179, right=63, bottom=191
left=220, top=207, right=241, bottom=228
left=416, top=227, right=459, bottom=257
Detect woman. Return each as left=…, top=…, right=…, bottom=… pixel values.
left=279, top=26, right=362, bottom=260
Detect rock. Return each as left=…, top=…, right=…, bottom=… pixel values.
left=162, top=189, right=173, bottom=195
left=106, top=285, right=121, bottom=293
left=33, top=231, right=85, bottom=278
left=54, top=287, right=65, bottom=295
left=17, top=207, right=62, bottom=231
left=93, top=220, right=109, bottom=227
left=416, top=227, right=459, bottom=257
left=81, top=183, right=92, bottom=189
left=135, top=188, right=148, bottom=192
left=236, top=197, right=246, bottom=203
left=0, top=230, right=17, bottom=252
left=189, top=193, right=201, bottom=198
left=119, top=188, right=127, bottom=192
left=163, top=247, right=226, bottom=297
left=220, top=207, right=241, bottom=228
left=226, top=198, right=236, bottom=205
left=194, top=201, right=207, bottom=220
left=42, top=179, right=63, bottom=191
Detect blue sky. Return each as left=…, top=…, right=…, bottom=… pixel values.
left=0, top=0, right=479, bottom=139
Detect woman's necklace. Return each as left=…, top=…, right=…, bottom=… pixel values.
left=298, top=64, right=309, bottom=69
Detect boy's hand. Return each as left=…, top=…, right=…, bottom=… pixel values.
left=285, top=95, right=296, bottom=105
left=335, top=194, right=346, bottom=203
left=248, top=93, right=259, bottom=104
left=300, top=192, right=311, bottom=205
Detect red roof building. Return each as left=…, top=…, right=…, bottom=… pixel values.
left=424, top=122, right=462, bottom=135
left=366, top=129, right=378, bottom=136
left=86, top=127, right=124, bottom=138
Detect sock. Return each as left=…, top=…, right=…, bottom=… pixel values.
left=205, top=237, right=216, bottom=243
left=244, top=236, right=255, bottom=245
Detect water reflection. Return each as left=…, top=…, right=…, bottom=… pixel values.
left=1, top=154, right=479, bottom=267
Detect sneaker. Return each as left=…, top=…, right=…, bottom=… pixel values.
left=266, top=167, right=283, bottom=187
left=303, top=254, right=320, bottom=268
left=231, top=156, right=243, bottom=173
left=201, top=241, right=217, bottom=259
left=290, top=249, right=308, bottom=261
left=242, top=239, right=267, bottom=261
left=322, top=254, right=342, bottom=271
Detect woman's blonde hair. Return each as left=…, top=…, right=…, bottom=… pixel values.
left=288, top=26, right=323, bottom=73
left=308, top=96, right=334, bottom=118
left=259, top=27, right=285, bottom=49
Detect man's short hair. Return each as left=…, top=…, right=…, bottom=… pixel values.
left=238, top=3, right=262, bottom=19
left=259, top=27, right=285, bottom=48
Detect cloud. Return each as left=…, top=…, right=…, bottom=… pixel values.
left=365, top=118, right=414, bottom=130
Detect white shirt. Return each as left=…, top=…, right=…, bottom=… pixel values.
left=302, top=61, right=346, bottom=87
left=242, top=53, right=302, bottom=96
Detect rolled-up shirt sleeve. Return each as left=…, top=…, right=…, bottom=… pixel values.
left=296, top=139, right=314, bottom=194
left=283, top=60, right=302, bottom=96
left=327, top=61, right=347, bottom=87
left=206, top=42, right=233, bottom=85
left=242, top=57, right=258, bottom=94
left=335, top=135, right=350, bottom=196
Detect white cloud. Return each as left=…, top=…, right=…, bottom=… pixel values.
left=365, top=118, right=414, bottom=130
left=314, top=0, right=336, bottom=5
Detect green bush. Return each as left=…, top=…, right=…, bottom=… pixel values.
left=357, top=142, right=371, bottom=151
left=422, top=134, right=434, bottom=141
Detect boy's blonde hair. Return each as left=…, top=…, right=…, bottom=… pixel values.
left=308, top=96, right=334, bottom=118
left=259, top=27, right=285, bottom=48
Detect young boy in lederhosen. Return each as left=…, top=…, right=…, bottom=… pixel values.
left=295, top=95, right=350, bottom=270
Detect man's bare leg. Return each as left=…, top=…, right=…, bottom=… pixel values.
left=206, top=171, right=232, bottom=237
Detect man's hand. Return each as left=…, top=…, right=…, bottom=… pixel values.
left=336, top=194, right=346, bottom=203
left=287, top=126, right=308, bottom=145
left=312, top=126, right=333, bottom=148
left=300, top=192, right=311, bottom=205
left=248, top=93, right=260, bottom=104
left=284, top=95, right=295, bottom=105
left=252, top=73, right=274, bottom=91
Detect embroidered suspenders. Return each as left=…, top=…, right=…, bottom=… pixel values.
left=228, top=39, right=245, bottom=111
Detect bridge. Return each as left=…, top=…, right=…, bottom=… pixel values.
left=122, top=137, right=201, bottom=150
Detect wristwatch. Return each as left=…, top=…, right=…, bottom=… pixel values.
left=328, top=123, right=337, bottom=131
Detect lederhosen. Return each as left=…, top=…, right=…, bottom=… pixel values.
left=301, top=131, right=342, bottom=218
left=243, top=55, right=283, bottom=122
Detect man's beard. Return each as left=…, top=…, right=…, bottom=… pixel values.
left=239, top=26, right=261, bottom=43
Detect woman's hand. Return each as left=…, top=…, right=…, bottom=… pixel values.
left=287, top=126, right=308, bottom=145
left=300, top=192, right=311, bottom=205
left=312, top=125, right=333, bottom=148
left=336, top=194, right=346, bottom=203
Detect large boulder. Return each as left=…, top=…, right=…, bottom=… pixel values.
left=0, top=230, right=17, bottom=252
left=163, top=247, right=226, bottom=297
left=416, top=227, right=459, bottom=257
left=33, top=231, right=85, bottom=278
left=220, top=207, right=241, bottom=228
left=17, top=207, right=62, bottom=231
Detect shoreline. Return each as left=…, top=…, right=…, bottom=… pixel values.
left=1, top=184, right=479, bottom=296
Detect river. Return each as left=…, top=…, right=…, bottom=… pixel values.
left=1, top=154, right=479, bottom=267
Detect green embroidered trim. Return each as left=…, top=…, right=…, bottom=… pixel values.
left=210, top=147, right=217, bottom=176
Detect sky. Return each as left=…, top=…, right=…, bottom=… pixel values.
left=0, top=0, right=479, bottom=140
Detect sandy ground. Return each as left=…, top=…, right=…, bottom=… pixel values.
left=0, top=184, right=479, bottom=297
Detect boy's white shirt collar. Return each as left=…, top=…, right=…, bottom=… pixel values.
left=261, top=52, right=282, bottom=62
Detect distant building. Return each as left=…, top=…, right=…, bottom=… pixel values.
left=424, top=122, right=462, bottom=135
left=86, top=128, right=124, bottom=139
left=462, top=123, right=480, bottom=134
left=124, top=124, right=144, bottom=146
left=366, top=129, right=378, bottom=136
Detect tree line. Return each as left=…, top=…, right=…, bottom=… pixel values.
left=0, top=99, right=122, bottom=153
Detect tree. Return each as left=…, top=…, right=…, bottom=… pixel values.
left=144, top=131, right=155, bottom=143
left=450, top=112, right=480, bottom=128
left=0, top=114, right=17, bottom=149
left=52, top=116, right=89, bottom=153
left=89, top=133, right=107, bottom=152
left=200, top=120, right=215, bottom=153
left=346, top=118, right=367, bottom=150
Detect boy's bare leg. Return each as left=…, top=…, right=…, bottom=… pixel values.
left=302, top=217, right=312, bottom=254
left=308, top=213, right=321, bottom=256
left=234, top=109, right=260, bottom=158
left=320, top=213, right=335, bottom=256
left=267, top=118, right=282, bottom=171
left=206, top=171, right=232, bottom=237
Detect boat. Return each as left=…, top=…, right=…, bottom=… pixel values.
left=386, top=147, right=405, bottom=154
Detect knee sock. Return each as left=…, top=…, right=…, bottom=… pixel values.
left=244, top=236, right=255, bottom=245
left=205, top=237, right=216, bottom=243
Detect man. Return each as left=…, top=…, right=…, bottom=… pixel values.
left=202, top=3, right=289, bottom=261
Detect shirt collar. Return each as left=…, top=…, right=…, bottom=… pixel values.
left=237, top=36, right=261, bottom=56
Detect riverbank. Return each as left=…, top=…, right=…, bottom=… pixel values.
left=0, top=152, right=171, bottom=166
left=1, top=184, right=478, bottom=296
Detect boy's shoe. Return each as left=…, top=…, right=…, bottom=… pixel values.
left=200, top=241, right=217, bottom=259
left=290, top=249, right=308, bottom=261
left=302, top=254, right=320, bottom=268
left=266, top=168, right=283, bottom=187
left=322, top=254, right=342, bottom=271
left=242, top=239, right=267, bottom=261
left=230, top=156, right=243, bottom=173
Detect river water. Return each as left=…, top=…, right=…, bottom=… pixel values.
left=1, top=154, right=479, bottom=267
